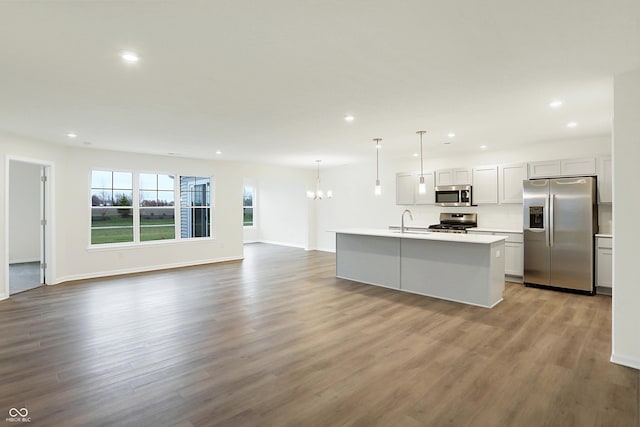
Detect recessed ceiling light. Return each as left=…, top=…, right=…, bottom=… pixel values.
left=549, top=100, right=563, bottom=109
left=121, top=51, right=140, bottom=64
left=480, top=145, right=487, bottom=150
left=215, top=150, right=222, bottom=155
left=67, top=132, right=77, bottom=138
left=344, top=115, right=355, bottom=122
left=412, top=153, right=419, bottom=157
left=567, top=121, right=578, bottom=128
left=447, top=132, right=455, bottom=138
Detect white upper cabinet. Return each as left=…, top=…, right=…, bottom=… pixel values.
left=528, top=160, right=561, bottom=178
left=498, top=163, right=528, bottom=204
left=528, top=157, right=597, bottom=179
left=415, top=171, right=436, bottom=205
left=598, top=156, right=612, bottom=204
left=472, top=166, right=498, bottom=204
left=396, top=172, right=415, bottom=205
left=436, top=168, right=472, bottom=186
left=560, top=157, right=597, bottom=176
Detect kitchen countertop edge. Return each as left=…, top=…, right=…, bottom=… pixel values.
left=331, top=228, right=506, bottom=244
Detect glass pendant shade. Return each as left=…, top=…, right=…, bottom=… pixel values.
left=417, top=130, right=427, bottom=195
left=375, top=179, right=382, bottom=195
left=418, top=175, right=426, bottom=194
left=373, top=138, right=382, bottom=196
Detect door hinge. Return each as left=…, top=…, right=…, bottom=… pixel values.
left=41, top=263, right=47, bottom=270
left=41, top=219, right=47, bottom=226
left=41, top=175, right=47, bottom=183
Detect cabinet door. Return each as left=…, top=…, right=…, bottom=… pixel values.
left=597, top=248, right=613, bottom=288
left=396, top=173, right=415, bottom=205
left=499, top=163, right=528, bottom=204
left=596, top=237, right=612, bottom=288
left=561, top=157, right=596, bottom=176
left=472, top=166, right=498, bottom=204
left=453, top=168, right=472, bottom=185
left=436, top=169, right=453, bottom=186
left=598, top=156, right=612, bottom=204
left=505, top=242, right=523, bottom=277
left=415, top=171, right=435, bottom=205
left=528, top=160, right=561, bottom=178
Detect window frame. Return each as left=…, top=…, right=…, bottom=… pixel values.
left=139, top=172, right=178, bottom=242
left=90, top=169, right=134, bottom=246
left=88, top=169, right=215, bottom=248
left=243, top=184, right=256, bottom=228
left=179, top=176, right=213, bottom=240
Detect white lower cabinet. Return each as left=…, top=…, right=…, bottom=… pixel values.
left=596, top=236, right=612, bottom=293
left=468, top=230, right=523, bottom=282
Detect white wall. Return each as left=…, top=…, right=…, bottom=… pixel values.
left=316, top=136, right=611, bottom=252
left=612, top=68, right=640, bottom=369
left=9, top=161, right=41, bottom=263
left=253, top=165, right=314, bottom=249
left=1, top=133, right=315, bottom=299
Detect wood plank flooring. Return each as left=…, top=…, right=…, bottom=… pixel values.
left=0, top=243, right=637, bottom=426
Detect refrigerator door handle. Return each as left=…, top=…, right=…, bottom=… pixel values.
left=545, top=194, right=550, bottom=247
left=549, top=194, right=554, bottom=247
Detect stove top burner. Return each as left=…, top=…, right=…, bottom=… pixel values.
left=427, top=213, right=477, bottom=234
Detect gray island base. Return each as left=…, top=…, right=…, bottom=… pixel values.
left=334, top=229, right=506, bottom=308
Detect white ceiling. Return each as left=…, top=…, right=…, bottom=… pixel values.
left=1, top=1, right=639, bottom=168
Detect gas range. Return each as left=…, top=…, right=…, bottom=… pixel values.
left=427, top=213, right=477, bottom=234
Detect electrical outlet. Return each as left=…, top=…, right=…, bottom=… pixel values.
left=496, top=250, right=501, bottom=258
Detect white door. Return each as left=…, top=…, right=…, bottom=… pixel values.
left=8, top=160, right=49, bottom=294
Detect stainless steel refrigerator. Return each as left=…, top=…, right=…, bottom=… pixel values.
left=523, top=177, right=598, bottom=293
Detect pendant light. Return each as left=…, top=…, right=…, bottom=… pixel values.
left=373, top=138, right=382, bottom=195
left=307, top=160, right=332, bottom=200
left=417, top=130, right=427, bottom=194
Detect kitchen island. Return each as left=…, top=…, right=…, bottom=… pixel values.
left=334, top=229, right=506, bottom=308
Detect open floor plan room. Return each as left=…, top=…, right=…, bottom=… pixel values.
left=0, top=244, right=637, bottom=426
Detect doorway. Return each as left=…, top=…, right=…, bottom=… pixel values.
left=8, top=159, right=50, bottom=295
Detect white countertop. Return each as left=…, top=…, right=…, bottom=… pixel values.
left=388, top=225, right=523, bottom=234
left=332, top=228, right=506, bottom=244
left=595, top=233, right=612, bottom=238
left=468, top=227, right=523, bottom=233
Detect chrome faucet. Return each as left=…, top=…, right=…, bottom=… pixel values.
left=401, top=209, right=413, bottom=233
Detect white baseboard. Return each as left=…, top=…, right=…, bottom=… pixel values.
left=610, top=352, right=640, bottom=370
left=259, top=240, right=306, bottom=249
left=315, top=246, right=336, bottom=253
left=52, top=255, right=243, bottom=285
left=9, top=258, right=40, bottom=264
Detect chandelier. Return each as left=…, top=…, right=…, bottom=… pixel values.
left=306, top=160, right=332, bottom=200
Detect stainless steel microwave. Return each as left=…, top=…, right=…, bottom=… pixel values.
left=434, top=185, right=473, bottom=207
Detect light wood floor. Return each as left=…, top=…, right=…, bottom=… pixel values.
left=1, top=243, right=637, bottom=426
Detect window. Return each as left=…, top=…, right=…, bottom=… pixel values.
left=180, top=176, right=211, bottom=238
left=90, top=170, right=213, bottom=245
left=140, top=173, right=175, bottom=241
left=243, top=185, right=254, bottom=227
left=91, top=170, right=133, bottom=244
